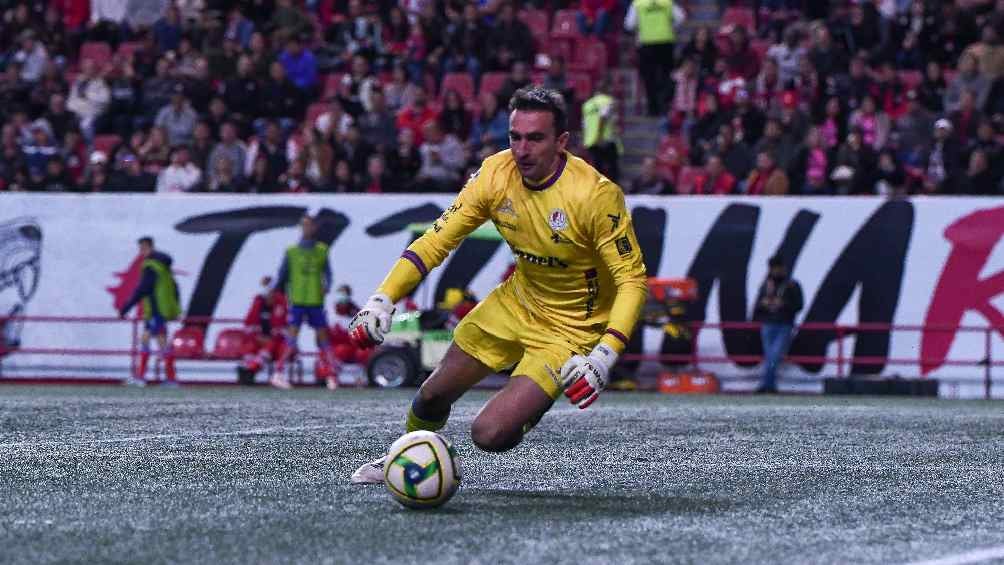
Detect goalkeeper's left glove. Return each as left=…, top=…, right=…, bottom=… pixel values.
left=560, top=343, right=617, bottom=409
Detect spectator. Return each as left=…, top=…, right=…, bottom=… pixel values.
left=767, top=27, right=805, bottom=88
left=725, top=25, right=760, bottom=82
left=245, top=120, right=288, bottom=184
left=103, top=57, right=141, bottom=137
left=248, top=155, right=279, bottom=193
left=746, top=150, right=789, bottom=195
left=29, top=63, right=68, bottom=119
left=247, top=32, right=273, bottom=78
left=949, top=90, right=985, bottom=146
left=156, top=146, right=202, bottom=193
left=189, top=121, right=214, bottom=174
left=732, top=90, right=766, bottom=146
left=753, top=58, right=784, bottom=113
left=336, top=123, right=374, bottom=178
left=386, top=127, right=421, bottom=190
left=22, top=122, right=58, bottom=181
left=848, top=95, right=890, bottom=150
left=875, top=150, right=907, bottom=196
left=79, top=153, right=110, bottom=192
left=956, top=149, right=999, bottom=195
left=469, top=91, right=509, bottom=151
left=107, top=154, right=156, bottom=192
left=269, top=0, right=313, bottom=44
left=66, top=59, right=110, bottom=139
left=396, top=86, right=438, bottom=146
left=154, top=86, right=198, bottom=146
left=152, top=5, right=183, bottom=55
left=329, top=159, right=356, bottom=193
left=296, top=124, right=334, bottom=189
left=223, top=55, right=263, bottom=125
left=915, top=60, right=947, bottom=114
left=542, top=56, right=575, bottom=106
left=341, top=55, right=379, bottom=115
left=834, top=130, right=878, bottom=194
left=415, top=121, right=465, bottom=192
left=0, top=63, right=30, bottom=112
left=32, top=159, right=72, bottom=192
left=962, top=24, right=1004, bottom=82
left=277, top=158, right=315, bottom=193
left=752, top=255, right=803, bottom=394
left=139, top=126, right=172, bottom=174
left=444, top=3, right=487, bottom=79
left=496, top=61, right=532, bottom=112
left=207, top=156, right=249, bottom=193
left=358, top=153, right=391, bottom=193
left=945, top=52, right=989, bottom=113
left=690, top=94, right=727, bottom=158
left=582, top=77, right=620, bottom=182
left=141, top=58, right=180, bottom=121
left=693, top=154, right=737, bottom=195
left=224, top=6, right=255, bottom=49
left=789, top=126, right=832, bottom=195
left=183, top=57, right=213, bottom=114
left=279, top=34, right=318, bottom=95
left=966, top=120, right=1004, bottom=183
left=488, top=2, right=535, bottom=70
left=261, top=62, right=305, bottom=130
left=817, top=96, right=846, bottom=150
left=384, top=63, right=419, bottom=112
left=754, top=118, right=796, bottom=171
left=846, top=0, right=883, bottom=57
left=43, top=93, right=79, bottom=141
left=669, top=57, right=700, bottom=132
left=808, top=24, right=847, bottom=83
left=382, top=6, right=410, bottom=58
left=439, top=89, right=472, bottom=141
left=679, top=25, right=718, bottom=79
left=13, top=30, right=48, bottom=83
left=358, top=88, right=398, bottom=152
left=208, top=122, right=248, bottom=184
left=896, top=89, right=935, bottom=159
left=625, top=0, right=685, bottom=116
left=715, top=123, right=755, bottom=181
left=843, top=53, right=874, bottom=112
left=577, top=0, right=615, bottom=36
left=60, top=128, right=87, bottom=184
left=627, top=156, right=669, bottom=195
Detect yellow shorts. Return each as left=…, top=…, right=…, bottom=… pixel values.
left=452, top=286, right=593, bottom=399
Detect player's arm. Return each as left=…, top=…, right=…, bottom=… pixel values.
left=119, top=266, right=156, bottom=318
left=351, top=167, right=496, bottom=346
left=273, top=255, right=289, bottom=293
left=562, top=183, right=648, bottom=409
left=322, top=249, right=332, bottom=294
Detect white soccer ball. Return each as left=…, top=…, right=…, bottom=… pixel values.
left=384, top=430, right=461, bottom=509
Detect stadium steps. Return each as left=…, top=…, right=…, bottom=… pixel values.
left=619, top=115, right=665, bottom=180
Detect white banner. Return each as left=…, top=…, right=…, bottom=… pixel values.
left=2, top=194, right=1003, bottom=397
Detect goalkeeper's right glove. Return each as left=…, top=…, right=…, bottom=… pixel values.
left=348, top=293, right=395, bottom=347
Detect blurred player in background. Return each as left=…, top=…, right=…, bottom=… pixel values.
left=270, top=215, right=339, bottom=390
left=349, top=87, right=648, bottom=483
left=238, top=276, right=289, bottom=384
left=119, top=236, right=181, bottom=387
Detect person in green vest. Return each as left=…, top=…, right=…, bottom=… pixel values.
left=581, top=76, right=621, bottom=182
left=119, top=236, right=182, bottom=387
left=270, top=214, right=338, bottom=390
left=624, top=0, right=687, bottom=116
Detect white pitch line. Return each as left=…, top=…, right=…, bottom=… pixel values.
left=905, top=545, right=1004, bottom=565
left=0, top=420, right=402, bottom=449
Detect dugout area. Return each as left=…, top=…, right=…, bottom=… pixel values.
left=1, top=386, right=1002, bottom=564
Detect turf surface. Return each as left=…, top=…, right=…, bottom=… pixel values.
left=1, top=386, right=1002, bottom=564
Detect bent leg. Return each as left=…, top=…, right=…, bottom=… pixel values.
left=470, top=376, right=553, bottom=453
left=407, top=342, right=496, bottom=432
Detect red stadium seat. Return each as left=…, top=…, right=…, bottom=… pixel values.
left=658, top=134, right=690, bottom=158
left=440, top=72, right=475, bottom=102
left=547, top=40, right=573, bottom=66
left=519, top=9, right=549, bottom=49
left=722, top=7, right=755, bottom=32
left=322, top=73, right=346, bottom=99
left=677, top=166, right=701, bottom=194
left=750, top=39, right=770, bottom=64
left=212, top=328, right=255, bottom=360
left=550, top=9, right=580, bottom=40
left=898, top=70, right=923, bottom=90
left=566, top=71, right=593, bottom=102
left=569, top=38, right=608, bottom=78
left=171, top=326, right=206, bottom=359
left=116, top=41, right=143, bottom=60
left=92, top=134, right=122, bottom=156
left=479, top=72, right=508, bottom=96
left=80, top=41, right=112, bottom=67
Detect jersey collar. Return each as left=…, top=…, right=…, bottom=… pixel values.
left=522, top=152, right=567, bottom=191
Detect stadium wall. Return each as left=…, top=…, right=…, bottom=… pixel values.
left=2, top=194, right=1004, bottom=398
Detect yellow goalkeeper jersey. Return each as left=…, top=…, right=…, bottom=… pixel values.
left=377, top=149, right=648, bottom=354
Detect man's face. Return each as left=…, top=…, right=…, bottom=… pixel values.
left=509, top=109, right=568, bottom=182
left=301, top=217, right=317, bottom=239
left=770, top=265, right=787, bottom=279
left=139, top=241, right=153, bottom=257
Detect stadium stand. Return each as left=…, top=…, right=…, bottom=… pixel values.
left=0, top=0, right=1002, bottom=195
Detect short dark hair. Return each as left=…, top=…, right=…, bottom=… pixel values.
left=138, top=236, right=154, bottom=247
left=768, top=255, right=786, bottom=268
left=508, top=86, right=568, bottom=135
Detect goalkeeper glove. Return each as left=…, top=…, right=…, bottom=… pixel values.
left=348, top=293, right=395, bottom=347
left=560, top=343, right=617, bottom=409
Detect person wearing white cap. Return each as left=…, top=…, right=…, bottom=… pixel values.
left=921, top=119, right=961, bottom=193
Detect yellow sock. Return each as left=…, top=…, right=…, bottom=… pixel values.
left=405, top=406, right=447, bottom=432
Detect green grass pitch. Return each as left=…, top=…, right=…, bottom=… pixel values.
left=1, top=386, right=1002, bottom=564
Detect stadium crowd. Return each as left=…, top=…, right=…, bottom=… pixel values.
left=0, top=0, right=1003, bottom=196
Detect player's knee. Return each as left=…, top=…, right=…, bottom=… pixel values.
left=470, top=417, right=521, bottom=453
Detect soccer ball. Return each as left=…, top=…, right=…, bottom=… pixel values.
left=384, top=430, right=461, bottom=509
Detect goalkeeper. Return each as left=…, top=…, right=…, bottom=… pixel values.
left=349, top=87, right=647, bottom=483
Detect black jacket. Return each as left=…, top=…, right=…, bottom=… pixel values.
left=753, top=277, right=804, bottom=325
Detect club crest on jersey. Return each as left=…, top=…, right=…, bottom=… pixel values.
left=548, top=208, right=568, bottom=231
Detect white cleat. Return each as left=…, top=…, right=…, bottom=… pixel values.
left=122, top=377, right=146, bottom=387
left=326, top=376, right=339, bottom=391
left=350, top=456, right=386, bottom=484
left=268, top=372, right=292, bottom=390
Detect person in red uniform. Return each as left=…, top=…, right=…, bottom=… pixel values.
left=240, top=276, right=290, bottom=382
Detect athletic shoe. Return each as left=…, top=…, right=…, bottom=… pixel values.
left=160, top=380, right=180, bottom=388
left=326, top=376, right=339, bottom=391
left=122, top=377, right=146, bottom=387
left=350, top=456, right=386, bottom=484
left=269, top=372, right=292, bottom=390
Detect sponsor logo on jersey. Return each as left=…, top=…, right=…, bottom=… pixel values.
left=607, top=213, right=621, bottom=230
left=615, top=236, right=633, bottom=256
left=511, top=246, right=568, bottom=268
left=496, top=198, right=516, bottom=217
left=548, top=208, right=568, bottom=231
